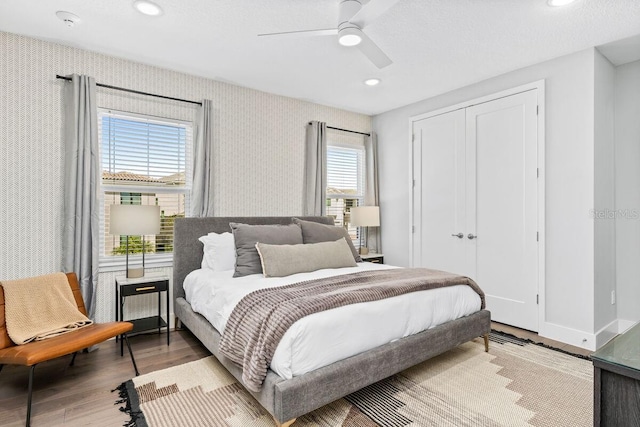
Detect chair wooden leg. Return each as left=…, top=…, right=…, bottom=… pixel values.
left=123, top=334, right=140, bottom=376
left=484, top=333, right=490, bottom=352
left=69, top=352, right=78, bottom=367
left=26, top=364, right=36, bottom=427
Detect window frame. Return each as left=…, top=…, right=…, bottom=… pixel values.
left=325, top=138, right=367, bottom=247
left=97, top=108, right=193, bottom=270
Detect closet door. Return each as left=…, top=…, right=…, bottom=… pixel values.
left=466, top=89, right=538, bottom=331
left=412, top=109, right=467, bottom=275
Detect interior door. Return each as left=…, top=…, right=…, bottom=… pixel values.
left=412, top=109, right=467, bottom=275
left=466, top=90, right=539, bottom=331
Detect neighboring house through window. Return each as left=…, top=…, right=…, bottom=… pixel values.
left=99, top=109, right=192, bottom=266
left=326, top=133, right=366, bottom=246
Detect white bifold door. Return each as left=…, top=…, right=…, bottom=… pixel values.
left=412, top=89, right=539, bottom=332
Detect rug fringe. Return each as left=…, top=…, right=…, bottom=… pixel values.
left=112, top=381, right=146, bottom=427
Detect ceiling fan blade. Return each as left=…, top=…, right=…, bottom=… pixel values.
left=350, top=0, right=401, bottom=27
left=356, top=31, right=392, bottom=69
left=258, top=28, right=338, bottom=39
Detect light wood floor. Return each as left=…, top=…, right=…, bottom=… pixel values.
left=0, top=324, right=592, bottom=426
left=0, top=330, right=209, bottom=427
left=492, top=321, right=593, bottom=357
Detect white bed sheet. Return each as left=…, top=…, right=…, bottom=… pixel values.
left=184, top=263, right=481, bottom=379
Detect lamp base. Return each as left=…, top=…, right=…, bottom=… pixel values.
left=127, top=267, right=144, bottom=278
left=359, top=247, right=369, bottom=255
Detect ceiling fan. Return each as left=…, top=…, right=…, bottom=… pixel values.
left=258, top=0, right=399, bottom=69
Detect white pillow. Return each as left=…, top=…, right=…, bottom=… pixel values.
left=198, top=232, right=236, bottom=271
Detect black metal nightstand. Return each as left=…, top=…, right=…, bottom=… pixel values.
left=360, top=253, right=384, bottom=264
left=116, top=273, right=170, bottom=356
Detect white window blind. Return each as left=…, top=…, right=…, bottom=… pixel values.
left=98, top=109, right=193, bottom=264
left=326, top=141, right=366, bottom=245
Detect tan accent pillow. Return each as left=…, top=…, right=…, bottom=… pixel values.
left=255, top=238, right=357, bottom=278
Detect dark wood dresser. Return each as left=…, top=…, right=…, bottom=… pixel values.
left=592, top=322, right=640, bottom=426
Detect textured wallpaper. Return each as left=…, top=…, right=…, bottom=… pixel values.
left=0, top=31, right=371, bottom=323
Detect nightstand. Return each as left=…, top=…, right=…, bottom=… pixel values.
left=360, top=253, right=384, bottom=264
left=116, top=273, right=169, bottom=356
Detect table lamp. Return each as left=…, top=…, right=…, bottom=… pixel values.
left=350, top=206, right=380, bottom=255
left=109, top=204, right=161, bottom=278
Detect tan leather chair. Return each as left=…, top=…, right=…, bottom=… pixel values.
left=0, top=273, right=139, bottom=426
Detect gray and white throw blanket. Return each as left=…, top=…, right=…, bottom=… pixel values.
left=219, top=268, right=485, bottom=392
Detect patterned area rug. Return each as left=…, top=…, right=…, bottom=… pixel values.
left=115, top=332, right=592, bottom=427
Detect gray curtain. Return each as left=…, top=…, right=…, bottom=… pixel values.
left=364, top=131, right=382, bottom=253
left=191, top=99, right=215, bottom=217
left=62, top=74, right=99, bottom=319
left=303, top=121, right=327, bottom=216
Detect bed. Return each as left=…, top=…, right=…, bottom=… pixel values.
left=173, top=216, right=491, bottom=426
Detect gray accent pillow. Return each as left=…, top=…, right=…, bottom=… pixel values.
left=256, top=238, right=357, bottom=277
left=230, top=223, right=303, bottom=277
left=292, top=218, right=363, bottom=262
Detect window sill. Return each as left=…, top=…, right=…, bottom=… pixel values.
left=99, top=254, right=174, bottom=272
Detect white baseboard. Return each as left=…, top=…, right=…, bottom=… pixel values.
left=538, top=321, right=596, bottom=351
left=595, top=319, right=619, bottom=349
left=539, top=318, right=638, bottom=351
left=616, top=319, right=637, bottom=334
left=169, top=312, right=176, bottom=329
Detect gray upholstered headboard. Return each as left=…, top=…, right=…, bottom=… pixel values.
left=172, top=216, right=335, bottom=301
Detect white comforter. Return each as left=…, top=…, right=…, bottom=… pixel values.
left=183, top=263, right=481, bottom=379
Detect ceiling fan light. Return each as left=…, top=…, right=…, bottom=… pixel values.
left=338, top=27, right=362, bottom=46
left=364, top=78, right=381, bottom=86
left=133, top=0, right=163, bottom=16
left=547, top=0, right=577, bottom=6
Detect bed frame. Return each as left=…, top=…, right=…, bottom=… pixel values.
left=173, top=216, right=491, bottom=426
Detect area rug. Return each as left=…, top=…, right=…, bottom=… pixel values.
left=115, top=332, right=593, bottom=427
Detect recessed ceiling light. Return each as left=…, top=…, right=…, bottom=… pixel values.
left=547, top=0, right=577, bottom=6
left=338, top=27, right=362, bottom=47
left=364, top=78, right=381, bottom=86
left=133, top=0, right=163, bottom=16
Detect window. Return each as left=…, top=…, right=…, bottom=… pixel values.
left=326, top=138, right=366, bottom=245
left=99, top=110, right=192, bottom=265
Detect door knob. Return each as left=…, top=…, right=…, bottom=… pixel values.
left=467, top=234, right=477, bottom=240
left=451, top=233, right=464, bottom=239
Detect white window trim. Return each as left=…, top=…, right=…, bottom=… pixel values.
left=326, top=139, right=366, bottom=246
left=326, top=141, right=366, bottom=200
left=97, top=108, right=193, bottom=269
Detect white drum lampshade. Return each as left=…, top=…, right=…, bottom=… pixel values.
left=109, top=204, right=161, bottom=278
left=350, top=206, right=380, bottom=255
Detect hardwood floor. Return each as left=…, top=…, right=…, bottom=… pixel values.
left=0, top=330, right=209, bottom=427
left=0, top=324, right=592, bottom=426
left=492, top=321, right=593, bottom=357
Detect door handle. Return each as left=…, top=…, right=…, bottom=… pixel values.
left=451, top=233, right=464, bottom=239
left=467, top=234, right=477, bottom=240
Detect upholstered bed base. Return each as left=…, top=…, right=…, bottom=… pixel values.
left=173, top=216, right=492, bottom=423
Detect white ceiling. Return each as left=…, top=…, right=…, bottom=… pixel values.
left=1, top=0, right=639, bottom=115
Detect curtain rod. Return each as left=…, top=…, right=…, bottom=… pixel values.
left=328, top=126, right=370, bottom=137
left=309, top=122, right=370, bottom=136
left=55, top=74, right=202, bottom=106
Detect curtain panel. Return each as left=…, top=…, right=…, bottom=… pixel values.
left=61, top=74, right=99, bottom=318
left=191, top=99, right=215, bottom=217
left=303, top=121, right=327, bottom=216
left=364, top=131, right=381, bottom=253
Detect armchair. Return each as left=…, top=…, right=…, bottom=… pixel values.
left=0, top=273, right=139, bottom=426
